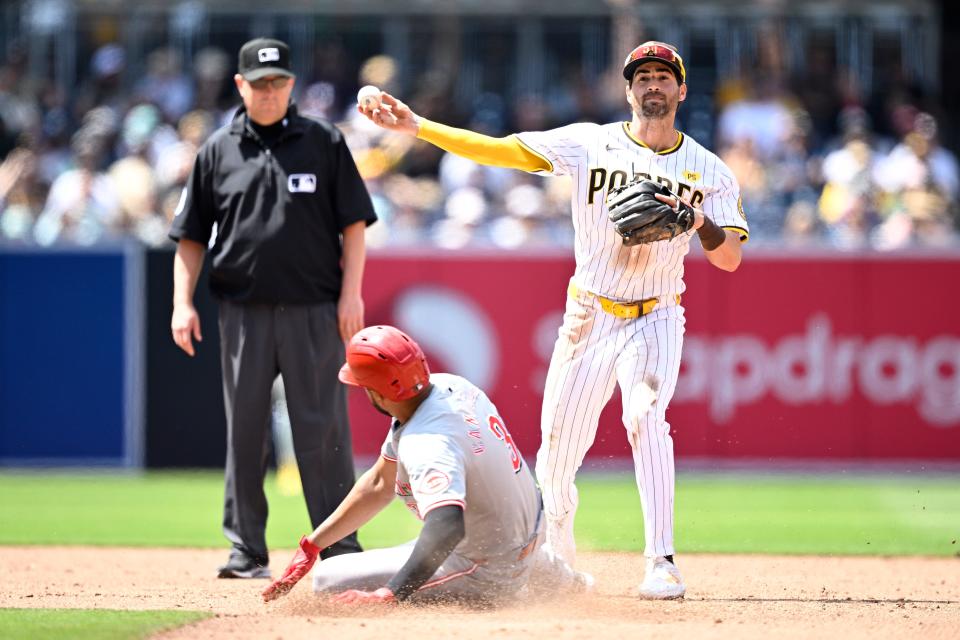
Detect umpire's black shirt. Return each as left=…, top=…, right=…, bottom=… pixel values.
left=169, top=104, right=377, bottom=304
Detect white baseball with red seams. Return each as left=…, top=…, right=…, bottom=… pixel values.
left=357, top=85, right=381, bottom=110
left=515, top=121, right=748, bottom=564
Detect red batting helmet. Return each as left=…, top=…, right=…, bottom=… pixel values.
left=339, top=325, right=430, bottom=401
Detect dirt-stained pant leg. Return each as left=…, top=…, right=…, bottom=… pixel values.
left=313, top=541, right=415, bottom=593
left=535, top=290, right=619, bottom=565
left=313, top=541, right=529, bottom=603
left=615, top=305, right=685, bottom=558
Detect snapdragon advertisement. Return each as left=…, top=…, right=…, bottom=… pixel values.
left=349, top=252, right=960, bottom=461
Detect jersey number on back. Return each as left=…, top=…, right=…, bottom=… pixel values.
left=488, top=415, right=522, bottom=474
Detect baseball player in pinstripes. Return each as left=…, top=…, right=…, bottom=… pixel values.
left=359, top=41, right=748, bottom=599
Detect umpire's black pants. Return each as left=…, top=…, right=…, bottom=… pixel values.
left=219, top=300, right=362, bottom=563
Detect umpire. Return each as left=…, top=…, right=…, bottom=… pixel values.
left=169, top=37, right=376, bottom=578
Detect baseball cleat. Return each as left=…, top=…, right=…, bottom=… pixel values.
left=637, top=556, right=685, bottom=600
left=217, top=551, right=272, bottom=579
left=572, top=570, right=596, bottom=594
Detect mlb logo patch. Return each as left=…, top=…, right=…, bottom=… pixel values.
left=258, top=47, right=280, bottom=63
left=287, top=174, right=317, bottom=193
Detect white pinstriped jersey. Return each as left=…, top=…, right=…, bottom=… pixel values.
left=516, top=122, right=749, bottom=300
left=380, top=373, right=541, bottom=563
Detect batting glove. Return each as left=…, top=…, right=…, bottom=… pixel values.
left=262, top=536, right=320, bottom=602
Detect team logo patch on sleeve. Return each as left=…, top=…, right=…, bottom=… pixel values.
left=418, top=469, right=451, bottom=495
left=287, top=174, right=317, bottom=193
left=737, top=195, right=746, bottom=220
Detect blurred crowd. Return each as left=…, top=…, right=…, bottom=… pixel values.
left=0, top=43, right=225, bottom=247
left=714, top=74, right=959, bottom=250
left=1, top=37, right=958, bottom=251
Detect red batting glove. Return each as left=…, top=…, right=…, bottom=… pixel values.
left=331, top=587, right=396, bottom=605
left=262, top=536, right=320, bottom=602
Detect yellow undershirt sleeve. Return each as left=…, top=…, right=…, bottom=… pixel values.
left=416, top=118, right=552, bottom=173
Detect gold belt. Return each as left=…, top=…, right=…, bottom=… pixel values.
left=568, top=283, right=679, bottom=319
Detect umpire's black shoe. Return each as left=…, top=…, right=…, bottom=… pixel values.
left=217, top=551, right=271, bottom=579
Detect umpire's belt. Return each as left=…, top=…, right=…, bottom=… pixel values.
left=568, top=282, right=680, bottom=319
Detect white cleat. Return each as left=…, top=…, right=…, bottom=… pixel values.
left=637, top=556, right=685, bottom=600
left=572, top=570, right=596, bottom=595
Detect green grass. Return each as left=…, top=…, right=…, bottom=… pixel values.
left=0, top=608, right=210, bottom=640
left=576, top=473, right=960, bottom=556
left=0, top=470, right=957, bottom=556
left=0, top=470, right=421, bottom=550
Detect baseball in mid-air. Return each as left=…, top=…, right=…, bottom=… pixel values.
left=357, top=85, right=381, bottom=110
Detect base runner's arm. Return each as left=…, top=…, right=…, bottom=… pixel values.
left=385, top=504, right=466, bottom=601
left=262, top=455, right=398, bottom=602
left=307, top=455, right=397, bottom=550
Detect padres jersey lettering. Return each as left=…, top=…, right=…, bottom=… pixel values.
left=587, top=168, right=707, bottom=206
left=516, top=121, right=748, bottom=301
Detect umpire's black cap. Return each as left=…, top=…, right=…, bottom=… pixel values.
left=238, top=38, right=295, bottom=81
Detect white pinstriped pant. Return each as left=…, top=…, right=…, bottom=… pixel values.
left=535, top=284, right=685, bottom=559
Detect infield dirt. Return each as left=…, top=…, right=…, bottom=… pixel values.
left=1, top=547, right=956, bottom=639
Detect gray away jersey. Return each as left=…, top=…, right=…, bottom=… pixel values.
left=516, top=121, right=750, bottom=300
left=381, top=373, right=541, bottom=564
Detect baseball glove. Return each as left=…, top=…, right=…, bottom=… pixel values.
left=606, top=178, right=695, bottom=245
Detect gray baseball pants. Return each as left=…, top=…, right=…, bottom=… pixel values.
left=312, top=531, right=580, bottom=603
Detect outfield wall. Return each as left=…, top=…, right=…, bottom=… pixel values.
left=0, top=245, right=143, bottom=466
left=1, top=247, right=958, bottom=466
